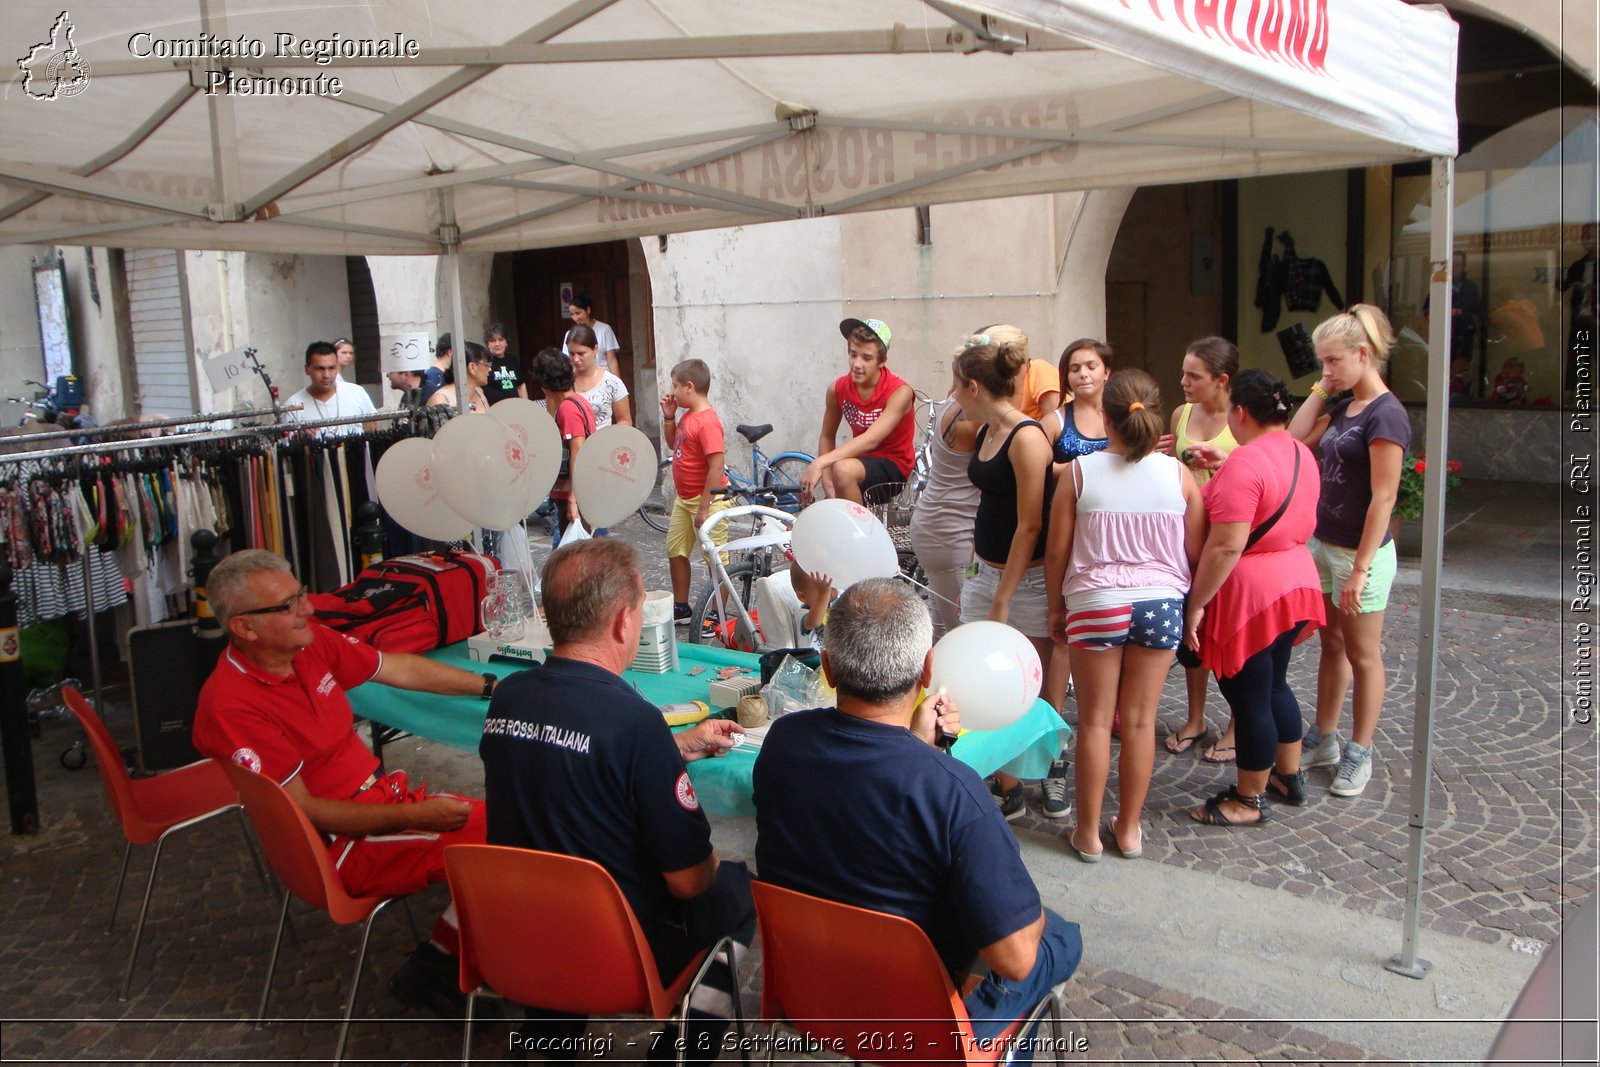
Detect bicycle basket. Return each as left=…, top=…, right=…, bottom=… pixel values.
left=862, top=481, right=914, bottom=550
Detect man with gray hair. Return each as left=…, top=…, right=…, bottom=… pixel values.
left=753, top=578, right=1081, bottom=1057
left=480, top=538, right=752, bottom=1063
left=192, top=548, right=496, bottom=1018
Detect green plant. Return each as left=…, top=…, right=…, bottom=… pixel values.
left=1394, top=454, right=1462, bottom=521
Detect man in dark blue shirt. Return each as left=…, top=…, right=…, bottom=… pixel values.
left=481, top=538, right=752, bottom=1062
left=753, top=578, right=1081, bottom=1058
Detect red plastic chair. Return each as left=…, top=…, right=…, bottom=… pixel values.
left=750, top=881, right=1067, bottom=1066
left=444, top=844, right=747, bottom=1067
left=61, top=685, right=263, bottom=1002
left=220, top=759, right=409, bottom=1064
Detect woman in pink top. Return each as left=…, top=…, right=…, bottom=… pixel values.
left=1045, top=370, right=1204, bottom=861
left=1182, top=369, right=1325, bottom=826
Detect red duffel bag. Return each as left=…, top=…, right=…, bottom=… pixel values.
left=308, top=550, right=496, bottom=653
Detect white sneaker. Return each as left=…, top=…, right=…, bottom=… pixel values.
left=1330, top=741, right=1373, bottom=797
left=1302, top=726, right=1342, bottom=769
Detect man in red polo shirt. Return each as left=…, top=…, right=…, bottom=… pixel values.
left=804, top=317, right=916, bottom=503
left=193, top=548, right=495, bottom=1017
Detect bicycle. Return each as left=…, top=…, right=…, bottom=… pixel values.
left=638, top=421, right=814, bottom=532
left=683, top=492, right=798, bottom=651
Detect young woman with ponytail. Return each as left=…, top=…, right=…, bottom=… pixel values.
left=1045, top=369, right=1204, bottom=859
left=1289, top=304, right=1411, bottom=798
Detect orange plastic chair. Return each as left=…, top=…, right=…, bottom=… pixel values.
left=750, top=881, right=1067, bottom=1066
left=444, top=844, right=748, bottom=1067
left=61, top=685, right=264, bottom=1002
left=220, top=759, right=409, bottom=1064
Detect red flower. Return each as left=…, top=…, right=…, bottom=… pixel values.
left=1414, top=459, right=1426, bottom=473
left=1446, top=460, right=1463, bottom=474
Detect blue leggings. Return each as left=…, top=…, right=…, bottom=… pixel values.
left=1215, top=623, right=1308, bottom=773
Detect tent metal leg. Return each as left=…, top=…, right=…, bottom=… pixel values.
left=1388, top=154, right=1454, bottom=981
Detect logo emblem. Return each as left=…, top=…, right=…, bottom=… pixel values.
left=414, top=467, right=433, bottom=492
left=506, top=440, right=528, bottom=471
left=231, top=748, right=263, bottom=774
left=674, top=772, right=700, bottom=812
left=611, top=446, right=635, bottom=472
left=18, top=12, right=92, bottom=101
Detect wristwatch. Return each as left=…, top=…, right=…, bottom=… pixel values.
left=480, top=672, right=497, bottom=699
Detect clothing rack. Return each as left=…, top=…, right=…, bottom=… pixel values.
left=4, top=405, right=292, bottom=447
left=0, top=406, right=434, bottom=716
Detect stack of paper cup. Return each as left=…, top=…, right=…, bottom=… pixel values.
left=642, top=590, right=675, bottom=626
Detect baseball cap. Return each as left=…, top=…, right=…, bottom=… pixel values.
left=839, top=317, right=891, bottom=352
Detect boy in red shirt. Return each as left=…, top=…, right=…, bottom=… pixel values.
left=660, top=358, right=731, bottom=621
left=804, top=318, right=916, bottom=503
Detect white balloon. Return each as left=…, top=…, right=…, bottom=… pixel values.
left=489, top=398, right=563, bottom=512
left=570, top=424, right=659, bottom=527
left=789, top=498, right=899, bottom=591
left=373, top=438, right=473, bottom=542
left=927, top=621, right=1043, bottom=731
left=430, top=416, right=529, bottom=530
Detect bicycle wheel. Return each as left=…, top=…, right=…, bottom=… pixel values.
left=637, top=457, right=674, bottom=533
left=763, top=454, right=813, bottom=513
left=688, top=560, right=762, bottom=649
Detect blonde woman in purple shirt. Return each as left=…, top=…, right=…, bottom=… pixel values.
left=1046, top=369, right=1205, bottom=861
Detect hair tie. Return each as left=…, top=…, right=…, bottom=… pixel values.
left=1127, top=401, right=1145, bottom=412
left=964, top=334, right=991, bottom=348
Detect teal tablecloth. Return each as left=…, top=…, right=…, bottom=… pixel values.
left=348, top=641, right=1072, bottom=818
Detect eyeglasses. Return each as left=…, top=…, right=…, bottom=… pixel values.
left=237, top=587, right=309, bottom=616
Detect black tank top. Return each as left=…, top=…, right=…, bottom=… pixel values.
left=968, top=420, right=1055, bottom=565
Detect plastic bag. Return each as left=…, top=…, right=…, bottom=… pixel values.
left=760, top=653, right=830, bottom=716
left=558, top=517, right=591, bottom=547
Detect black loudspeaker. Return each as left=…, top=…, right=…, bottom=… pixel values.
left=128, top=621, right=226, bottom=773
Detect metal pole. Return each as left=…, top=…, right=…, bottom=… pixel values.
left=80, top=543, right=103, bottom=717
left=0, top=405, right=286, bottom=446
left=1387, top=154, right=1454, bottom=980
left=0, top=564, right=39, bottom=835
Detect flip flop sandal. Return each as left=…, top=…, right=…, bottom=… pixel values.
left=1164, top=727, right=1209, bottom=755
left=1191, top=787, right=1272, bottom=826
left=1201, top=742, right=1236, bottom=764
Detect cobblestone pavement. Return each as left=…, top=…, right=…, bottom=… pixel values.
left=0, top=512, right=1589, bottom=1063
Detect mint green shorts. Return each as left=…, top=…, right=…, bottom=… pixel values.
left=1308, top=537, right=1396, bottom=614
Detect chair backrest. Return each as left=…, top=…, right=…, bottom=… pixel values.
left=444, top=844, right=667, bottom=1016
left=62, top=686, right=137, bottom=833
left=750, top=881, right=974, bottom=1063
left=220, top=759, right=362, bottom=919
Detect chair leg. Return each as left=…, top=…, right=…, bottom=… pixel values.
left=106, top=841, right=133, bottom=934
left=333, top=899, right=392, bottom=1065
left=234, top=808, right=270, bottom=893
left=120, top=834, right=170, bottom=1001
left=258, top=890, right=292, bottom=1029
left=724, top=941, right=750, bottom=1067
left=461, top=991, right=477, bottom=1067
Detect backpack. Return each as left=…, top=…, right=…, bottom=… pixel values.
left=308, top=550, right=496, bottom=653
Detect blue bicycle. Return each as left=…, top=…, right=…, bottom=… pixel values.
left=638, top=422, right=814, bottom=531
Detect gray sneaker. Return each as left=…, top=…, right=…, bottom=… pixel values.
left=989, top=777, right=1026, bottom=821
left=1302, top=726, right=1342, bottom=769
left=1041, top=760, right=1071, bottom=820
left=1330, top=741, right=1373, bottom=797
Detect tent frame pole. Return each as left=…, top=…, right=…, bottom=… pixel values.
left=1387, top=154, right=1454, bottom=981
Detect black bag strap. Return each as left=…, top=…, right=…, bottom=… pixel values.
left=1244, top=444, right=1301, bottom=552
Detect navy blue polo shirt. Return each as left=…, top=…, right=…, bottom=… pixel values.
left=752, top=708, right=1041, bottom=980
left=480, top=656, right=712, bottom=935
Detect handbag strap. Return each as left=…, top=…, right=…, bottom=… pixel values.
left=1244, top=443, right=1301, bottom=552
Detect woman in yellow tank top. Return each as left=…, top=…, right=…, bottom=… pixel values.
left=1163, top=337, right=1239, bottom=760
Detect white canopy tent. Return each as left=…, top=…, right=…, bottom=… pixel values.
left=2, top=0, right=1461, bottom=976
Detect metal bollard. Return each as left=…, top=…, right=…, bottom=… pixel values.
left=190, top=528, right=221, bottom=638
left=0, top=564, right=40, bottom=834
left=354, top=500, right=384, bottom=570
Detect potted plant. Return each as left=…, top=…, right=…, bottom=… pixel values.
left=1392, top=453, right=1463, bottom=556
